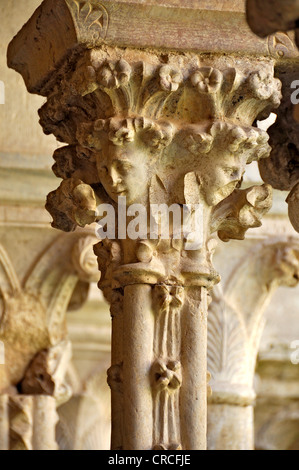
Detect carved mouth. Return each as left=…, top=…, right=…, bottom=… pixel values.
left=113, top=190, right=127, bottom=196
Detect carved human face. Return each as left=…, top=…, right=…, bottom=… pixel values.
left=97, top=144, right=149, bottom=204
left=200, top=153, right=246, bottom=206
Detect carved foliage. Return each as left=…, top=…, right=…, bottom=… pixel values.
left=39, top=49, right=281, bottom=146
left=212, top=184, right=273, bottom=242
left=21, top=341, right=72, bottom=406
left=41, top=50, right=280, bottom=245
left=65, top=0, right=109, bottom=42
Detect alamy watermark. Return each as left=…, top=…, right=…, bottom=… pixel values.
left=291, top=80, right=299, bottom=105
left=95, top=197, right=204, bottom=251
left=290, top=340, right=299, bottom=365
left=0, top=81, right=5, bottom=105
left=0, top=341, right=4, bottom=365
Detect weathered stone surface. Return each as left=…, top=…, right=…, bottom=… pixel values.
left=7, top=0, right=286, bottom=95
left=0, top=0, right=59, bottom=165
left=7, top=0, right=288, bottom=451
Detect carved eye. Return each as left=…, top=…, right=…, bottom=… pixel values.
left=231, top=168, right=240, bottom=179
left=224, top=167, right=239, bottom=179
left=99, top=165, right=108, bottom=175
left=116, top=160, right=133, bottom=175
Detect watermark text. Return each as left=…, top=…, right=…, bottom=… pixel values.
left=95, top=197, right=204, bottom=251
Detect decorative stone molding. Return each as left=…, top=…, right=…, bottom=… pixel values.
left=7, top=0, right=291, bottom=95
left=207, top=237, right=299, bottom=450
left=8, top=0, right=284, bottom=450
left=0, top=395, right=58, bottom=450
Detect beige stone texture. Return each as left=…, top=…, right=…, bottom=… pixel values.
left=2, top=0, right=299, bottom=452
left=0, top=0, right=59, bottom=168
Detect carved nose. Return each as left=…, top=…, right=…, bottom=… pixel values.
left=110, top=168, right=122, bottom=186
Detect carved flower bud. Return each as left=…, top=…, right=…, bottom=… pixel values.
left=68, top=64, right=98, bottom=96
left=70, top=182, right=98, bottom=227
left=182, top=130, right=213, bottom=155
left=108, top=118, right=135, bottom=145
left=248, top=70, right=282, bottom=105
left=97, top=59, right=131, bottom=89
left=159, top=65, right=183, bottom=92
left=152, top=360, right=182, bottom=391
left=228, top=127, right=248, bottom=152
left=143, top=122, right=174, bottom=151
left=191, top=67, right=223, bottom=93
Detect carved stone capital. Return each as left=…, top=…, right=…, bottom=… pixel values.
left=35, top=50, right=281, bottom=290
left=7, top=0, right=284, bottom=451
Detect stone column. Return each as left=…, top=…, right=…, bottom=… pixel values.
left=0, top=395, right=58, bottom=450
left=8, top=0, right=284, bottom=450
left=207, top=238, right=299, bottom=450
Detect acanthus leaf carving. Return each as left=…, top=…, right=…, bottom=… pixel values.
left=211, top=184, right=273, bottom=242
left=46, top=178, right=98, bottom=232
